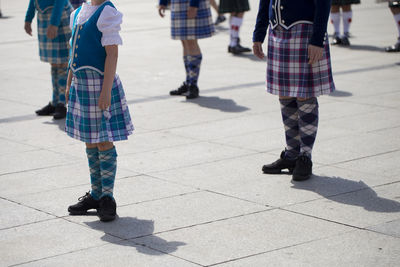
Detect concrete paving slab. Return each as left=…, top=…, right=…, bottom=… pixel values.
left=368, top=219, right=400, bottom=238
left=133, top=209, right=352, bottom=266
left=214, top=230, right=400, bottom=267
left=67, top=191, right=267, bottom=240
left=285, top=182, right=400, bottom=228
left=0, top=198, right=54, bottom=230
left=18, top=240, right=199, bottom=267
left=0, top=219, right=121, bottom=266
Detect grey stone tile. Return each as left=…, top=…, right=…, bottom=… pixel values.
left=285, top=183, right=400, bottom=228
left=133, top=209, right=351, bottom=266
left=214, top=230, right=400, bottom=267
left=367, top=219, right=400, bottom=238
left=0, top=198, right=54, bottom=230
left=0, top=219, right=120, bottom=267
left=19, top=240, right=198, bottom=267
left=67, top=191, right=267, bottom=240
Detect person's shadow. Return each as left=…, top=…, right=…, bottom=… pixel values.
left=84, top=216, right=186, bottom=255
left=185, top=96, right=249, bottom=113
left=43, top=118, right=66, bottom=131
left=291, top=175, right=400, bottom=212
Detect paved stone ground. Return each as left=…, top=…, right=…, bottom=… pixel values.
left=1, top=0, right=400, bottom=266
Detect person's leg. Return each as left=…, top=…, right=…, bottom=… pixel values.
left=97, top=141, right=117, bottom=222
left=68, top=143, right=101, bottom=215
left=386, top=6, right=400, bottom=52
left=330, top=5, right=341, bottom=45
left=228, top=12, right=251, bottom=53
left=185, top=39, right=202, bottom=99
left=53, top=63, right=68, bottom=119
left=210, top=0, right=219, bottom=13
left=170, top=41, right=190, bottom=95
left=262, top=96, right=298, bottom=174
left=292, top=97, right=319, bottom=181
left=341, top=4, right=352, bottom=45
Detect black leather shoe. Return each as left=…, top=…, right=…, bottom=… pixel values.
left=262, top=151, right=296, bottom=174
left=214, top=15, right=226, bottom=25
left=186, top=84, right=199, bottom=99
left=98, top=196, right=117, bottom=222
left=341, top=36, right=350, bottom=46
left=385, top=42, right=400, bottom=52
left=332, top=33, right=342, bottom=46
left=228, top=44, right=251, bottom=54
left=53, top=103, right=66, bottom=120
left=35, top=102, right=55, bottom=116
left=68, top=192, right=100, bottom=215
left=292, top=155, right=313, bottom=181
left=170, top=82, right=189, bottom=96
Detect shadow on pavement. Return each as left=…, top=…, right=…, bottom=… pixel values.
left=85, top=216, right=186, bottom=255
left=347, top=44, right=384, bottom=52
left=291, top=175, right=400, bottom=212
left=43, top=118, right=66, bottom=131
left=230, top=53, right=264, bottom=62
left=186, top=95, right=249, bottom=112
left=329, top=90, right=353, bottom=97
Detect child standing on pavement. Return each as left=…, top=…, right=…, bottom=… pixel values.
left=24, top=0, right=73, bottom=119
left=253, top=0, right=335, bottom=181
left=158, top=0, right=215, bottom=99
left=66, top=0, right=133, bottom=222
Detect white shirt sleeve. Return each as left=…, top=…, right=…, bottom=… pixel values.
left=97, top=5, right=123, bottom=47
left=69, top=10, right=77, bottom=30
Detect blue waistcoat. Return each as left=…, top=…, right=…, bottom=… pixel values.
left=69, top=1, right=115, bottom=75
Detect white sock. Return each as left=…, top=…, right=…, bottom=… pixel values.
left=230, top=16, right=242, bottom=47
left=342, top=11, right=352, bottom=36
left=330, top=12, right=341, bottom=35
left=393, top=13, right=400, bottom=41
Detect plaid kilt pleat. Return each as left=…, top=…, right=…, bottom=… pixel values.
left=171, top=0, right=214, bottom=40
left=267, top=24, right=335, bottom=98
left=37, top=6, right=72, bottom=64
left=66, top=70, right=134, bottom=143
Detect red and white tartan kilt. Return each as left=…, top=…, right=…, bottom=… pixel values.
left=266, top=24, right=335, bottom=98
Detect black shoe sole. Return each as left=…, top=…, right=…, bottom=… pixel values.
left=68, top=208, right=98, bottom=215
left=99, top=213, right=116, bottom=222
left=262, top=167, right=294, bottom=174
left=292, top=173, right=312, bottom=181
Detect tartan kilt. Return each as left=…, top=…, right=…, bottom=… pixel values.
left=331, top=0, right=360, bottom=5
left=266, top=24, right=335, bottom=98
left=37, top=6, right=72, bottom=64
left=170, top=0, right=214, bottom=40
left=65, top=70, right=134, bottom=144
left=219, top=0, right=250, bottom=13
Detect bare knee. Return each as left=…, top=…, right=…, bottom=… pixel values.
left=97, top=142, right=114, bottom=151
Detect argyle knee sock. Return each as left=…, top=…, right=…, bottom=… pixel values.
left=187, top=54, right=202, bottom=86
left=230, top=16, right=242, bottom=46
left=279, top=98, right=300, bottom=159
left=51, top=66, right=59, bottom=105
left=56, top=66, right=67, bottom=105
left=184, top=55, right=190, bottom=84
left=86, top=147, right=102, bottom=200
left=342, top=11, right=352, bottom=36
left=330, top=12, right=341, bottom=36
left=99, top=146, right=118, bottom=198
left=297, top=98, right=319, bottom=158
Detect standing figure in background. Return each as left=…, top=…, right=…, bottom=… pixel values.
left=24, top=0, right=73, bottom=119
left=386, top=0, right=400, bottom=52
left=210, top=0, right=226, bottom=25
left=219, top=0, right=251, bottom=54
left=253, top=0, right=335, bottom=181
left=69, top=0, right=86, bottom=9
left=158, top=0, right=215, bottom=99
left=330, top=0, right=360, bottom=46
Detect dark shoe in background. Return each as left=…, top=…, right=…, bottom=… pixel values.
left=385, top=41, right=400, bottom=52
left=262, top=151, right=296, bottom=174
left=214, top=15, right=226, bottom=25
left=186, top=84, right=199, bottom=99
left=332, top=33, right=342, bottom=46
left=53, top=103, right=67, bottom=120
left=98, top=196, right=117, bottom=222
left=341, top=34, right=350, bottom=46
left=68, top=192, right=100, bottom=215
left=292, top=155, right=313, bottom=181
left=35, top=102, right=55, bottom=116
left=170, top=82, right=189, bottom=96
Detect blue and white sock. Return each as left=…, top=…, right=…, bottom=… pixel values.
left=99, top=147, right=118, bottom=199
left=57, top=67, right=67, bottom=105
left=86, top=147, right=102, bottom=200
left=279, top=98, right=300, bottom=159
left=297, top=98, right=319, bottom=158
left=51, top=66, right=58, bottom=105
left=187, top=54, right=202, bottom=86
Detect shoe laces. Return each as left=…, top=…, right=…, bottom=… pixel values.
left=78, top=191, right=91, bottom=202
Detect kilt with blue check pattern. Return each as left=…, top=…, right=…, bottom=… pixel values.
left=266, top=24, right=335, bottom=98
left=66, top=70, right=134, bottom=143
left=37, top=6, right=72, bottom=64
left=170, top=0, right=214, bottom=40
